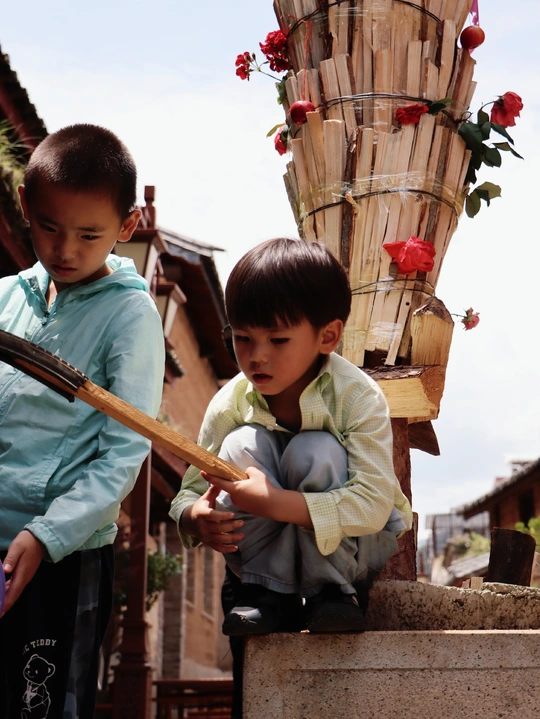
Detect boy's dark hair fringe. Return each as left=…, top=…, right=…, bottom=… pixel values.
left=24, top=124, right=137, bottom=219
left=225, top=238, right=351, bottom=328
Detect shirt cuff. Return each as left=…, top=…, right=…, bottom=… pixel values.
left=169, top=497, right=202, bottom=549
left=303, top=492, right=342, bottom=556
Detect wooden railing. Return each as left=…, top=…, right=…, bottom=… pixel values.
left=154, top=678, right=234, bottom=719
left=96, top=677, right=234, bottom=719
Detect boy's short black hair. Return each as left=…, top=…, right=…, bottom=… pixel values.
left=225, top=238, right=351, bottom=328
left=24, top=124, right=137, bottom=219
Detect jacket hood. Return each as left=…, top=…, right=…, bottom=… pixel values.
left=18, top=255, right=150, bottom=306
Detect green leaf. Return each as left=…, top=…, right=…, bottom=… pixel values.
left=266, top=123, right=284, bottom=138
left=276, top=78, right=287, bottom=106
left=475, top=181, right=502, bottom=200
left=477, top=109, right=490, bottom=125
left=428, top=99, right=452, bottom=115
left=465, top=190, right=481, bottom=218
left=493, top=141, right=513, bottom=152
left=479, top=122, right=492, bottom=140
left=483, top=146, right=502, bottom=168
left=458, top=122, right=485, bottom=152
left=493, top=141, right=524, bottom=159
left=476, top=188, right=491, bottom=205
left=490, top=123, right=515, bottom=144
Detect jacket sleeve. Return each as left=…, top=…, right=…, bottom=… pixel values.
left=25, top=300, right=165, bottom=562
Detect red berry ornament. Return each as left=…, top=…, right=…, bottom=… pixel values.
left=460, top=25, right=485, bottom=51
left=289, top=100, right=315, bottom=125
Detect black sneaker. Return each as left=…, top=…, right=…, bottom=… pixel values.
left=305, top=584, right=366, bottom=633
left=222, top=585, right=304, bottom=637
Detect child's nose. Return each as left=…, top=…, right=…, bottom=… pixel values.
left=250, top=342, right=268, bottom=364
left=54, top=235, right=77, bottom=261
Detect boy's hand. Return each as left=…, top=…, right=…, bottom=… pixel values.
left=2, top=530, right=45, bottom=616
left=183, top=485, right=245, bottom=554
left=203, top=467, right=314, bottom=529
left=202, top=466, right=278, bottom=519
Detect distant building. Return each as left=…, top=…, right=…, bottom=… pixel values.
left=458, top=458, right=540, bottom=531
left=424, top=510, right=490, bottom=565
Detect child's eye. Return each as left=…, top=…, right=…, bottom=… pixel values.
left=270, top=338, right=289, bottom=344
left=233, top=335, right=250, bottom=343
left=81, top=234, right=99, bottom=241
left=39, top=223, right=56, bottom=233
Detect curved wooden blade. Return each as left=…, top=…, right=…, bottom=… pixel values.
left=0, top=329, right=246, bottom=481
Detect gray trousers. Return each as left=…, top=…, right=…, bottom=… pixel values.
left=217, top=425, right=402, bottom=598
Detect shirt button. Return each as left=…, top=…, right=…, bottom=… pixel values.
left=265, top=425, right=274, bottom=432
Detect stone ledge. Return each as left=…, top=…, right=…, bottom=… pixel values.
left=244, top=630, right=540, bottom=719
left=365, top=580, right=540, bottom=630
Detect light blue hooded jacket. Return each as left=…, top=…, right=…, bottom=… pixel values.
left=0, top=256, right=165, bottom=562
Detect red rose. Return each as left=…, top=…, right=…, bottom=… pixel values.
left=395, top=104, right=429, bottom=125
left=462, top=308, right=480, bottom=330
left=259, top=30, right=291, bottom=73
left=274, top=126, right=288, bottom=155
left=490, top=92, right=523, bottom=128
left=383, top=236, right=436, bottom=274
left=235, top=52, right=253, bottom=81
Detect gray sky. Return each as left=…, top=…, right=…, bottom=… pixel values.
left=2, top=0, right=539, bottom=539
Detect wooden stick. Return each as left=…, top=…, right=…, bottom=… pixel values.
left=291, top=137, right=317, bottom=242
left=319, top=58, right=345, bottom=122
left=335, top=54, right=357, bottom=140
left=437, top=20, right=457, bottom=99
left=323, top=119, right=346, bottom=259
left=362, top=0, right=374, bottom=126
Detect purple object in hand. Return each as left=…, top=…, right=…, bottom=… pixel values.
left=0, top=559, right=5, bottom=614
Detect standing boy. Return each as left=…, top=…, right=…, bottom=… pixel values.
left=0, top=124, right=165, bottom=718
left=170, top=238, right=412, bottom=637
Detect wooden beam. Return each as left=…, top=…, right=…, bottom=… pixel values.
left=408, top=420, right=440, bottom=456
left=365, top=364, right=445, bottom=419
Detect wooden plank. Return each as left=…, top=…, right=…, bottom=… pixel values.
left=76, top=383, right=248, bottom=480
left=364, top=364, right=446, bottom=419
left=408, top=420, right=440, bottom=456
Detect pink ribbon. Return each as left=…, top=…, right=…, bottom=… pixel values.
left=470, top=0, right=480, bottom=25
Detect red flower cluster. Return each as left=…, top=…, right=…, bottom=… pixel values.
left=462, top=308, right=480, bottom=330
left=274, top=126, right=288, bottom=155
left=395, top=104, right=429, bottom=125
left=383, top=236, right=436, bottom=274
left=235, top=52, right=254, bottom=81
left=490, top=92, right=523, bottom=128
left=259, top=30, right=291, bottom=73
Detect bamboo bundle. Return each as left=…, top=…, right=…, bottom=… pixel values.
left=275, top=0, right=478, bottom=366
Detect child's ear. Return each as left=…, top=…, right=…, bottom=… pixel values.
left=117, top=209, right=142, bottom=243
left=319, top=319, right=343, bottom=354
left=18, top=186, right=29, bottom=221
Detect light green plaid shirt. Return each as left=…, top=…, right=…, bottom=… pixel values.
left=169, top=352, right=412, bottom=556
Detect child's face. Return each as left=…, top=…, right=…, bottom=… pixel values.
left=19, top=183, right=140, bottom=291
left=232, top=318, right=341, bottom=399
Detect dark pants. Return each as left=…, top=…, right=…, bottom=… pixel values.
left=0, top=546, right=113, bottom=719
left=221, top=566, right=245, bottom=719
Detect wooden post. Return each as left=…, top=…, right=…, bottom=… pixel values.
left=485, top=528, right=536, bottom=586
left=112, top=456, right=152, bottom=719
left=377, top=418, right=417, bottom=581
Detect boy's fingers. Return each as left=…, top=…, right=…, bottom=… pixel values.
left=3, top=546, right=22, bottom=574
left=204, top=484, right=221, bottom=507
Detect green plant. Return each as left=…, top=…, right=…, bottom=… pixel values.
left=113, top=546, right=183, bottom=613
left=515, top=515, right=540, bottom=551
left=0, top=121, right=28, bottom=192
left=146, top=549, right=183, bottom=611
